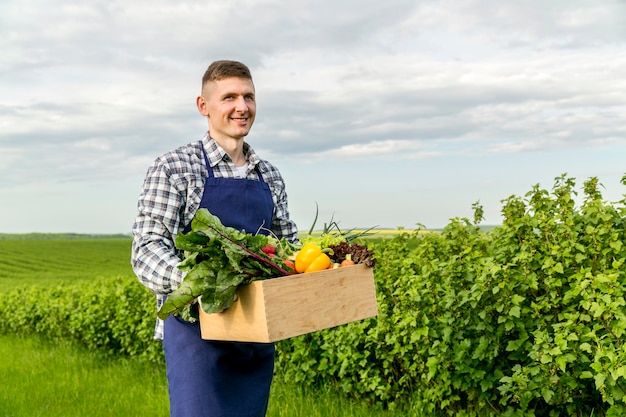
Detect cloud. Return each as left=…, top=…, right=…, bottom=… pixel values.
left=253, top=47, right=626, bottom=159
left=416, top=0, right=626, bottom=49
left=303, top=139, right=442, bottom=160
left=1, top=0, right=625, bottom=232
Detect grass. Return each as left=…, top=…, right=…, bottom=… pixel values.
left=0, top=334, right=405, bottom=417
left=0, top=334, right=169, bottom=417
left=268, top=384, right=401, bottom=417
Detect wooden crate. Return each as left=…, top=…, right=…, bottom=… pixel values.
left=198, top=264, right=378, bottom=343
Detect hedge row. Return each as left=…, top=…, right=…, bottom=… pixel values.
left=0, top=275, right=164, bottom=364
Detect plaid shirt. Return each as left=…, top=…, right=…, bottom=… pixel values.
left=131, top=133, right=299, bottom=339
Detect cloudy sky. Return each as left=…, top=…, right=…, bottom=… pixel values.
left=2, top=0, right=625, bottom=234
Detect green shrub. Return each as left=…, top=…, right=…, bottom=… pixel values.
left=276, top=174, right=626, bottom=416
left=0, top=275, right=163, bottom=365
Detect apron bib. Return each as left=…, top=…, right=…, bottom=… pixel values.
left=163, top=144, right=275, bottom=417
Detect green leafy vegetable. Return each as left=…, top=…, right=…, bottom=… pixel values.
left=157, top=209, right=298, bottom=321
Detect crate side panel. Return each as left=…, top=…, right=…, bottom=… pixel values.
left=199, top=281, right=271, bottom=342
left=262, top=264, right=377, bottom=341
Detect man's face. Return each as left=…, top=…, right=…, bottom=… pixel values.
left=198, top=77, right=256, bottom=142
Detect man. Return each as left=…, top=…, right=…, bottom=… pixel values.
left=131, top=60, right=299, bottom=416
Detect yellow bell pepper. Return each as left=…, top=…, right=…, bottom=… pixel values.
left=295, top=243, right=331, bottom=273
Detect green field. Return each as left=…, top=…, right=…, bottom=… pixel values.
left=0, top=237, right=134, bottom=288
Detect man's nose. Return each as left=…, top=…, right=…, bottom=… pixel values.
left=235, top=97, right=248, bottom=111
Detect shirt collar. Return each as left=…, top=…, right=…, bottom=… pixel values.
left=201, top=132, right=261, bottom=169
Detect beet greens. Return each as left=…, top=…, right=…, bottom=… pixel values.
left=157, top=209, right=298, bottom=321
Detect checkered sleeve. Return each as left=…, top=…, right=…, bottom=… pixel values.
left=131, top=158, right=187, bottom=296
left=131, top=141, right=206, bottom=339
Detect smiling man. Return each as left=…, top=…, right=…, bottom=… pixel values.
left=131, top=60, right=299, bottom=417
left=196, top=65, right=257, bottom=164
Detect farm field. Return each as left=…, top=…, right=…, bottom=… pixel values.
left=0, top=237, right=134, bottom=288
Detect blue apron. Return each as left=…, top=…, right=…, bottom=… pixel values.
left=163, top=144, right=275, bottom=417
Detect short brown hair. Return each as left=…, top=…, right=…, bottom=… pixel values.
left=202, top=60, right=253, bottom=89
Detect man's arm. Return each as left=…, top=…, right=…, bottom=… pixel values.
left=131, top=160, right=187, bottom=295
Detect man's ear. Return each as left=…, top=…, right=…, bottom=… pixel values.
left=196, top=96, right=209, bottom=116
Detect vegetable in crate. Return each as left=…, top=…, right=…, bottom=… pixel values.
left=340, top=254, right=355, bottom=267
left=294, top=242, right=331, bottom=273
left=328, top=241, right=377, bottom=268
left=297, top=205, right=377, bottom=269
left=157, top=209, right=298, bottom=321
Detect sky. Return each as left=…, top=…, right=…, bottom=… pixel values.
left=1, top=0, right=626, bottom=234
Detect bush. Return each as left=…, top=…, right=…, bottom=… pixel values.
left=0, top=275, right=163, bottom=365
left=276, top=174, right=626, bottom=416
